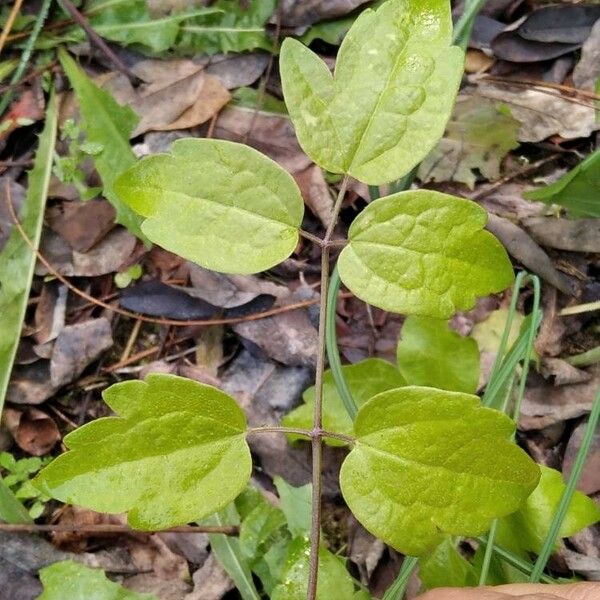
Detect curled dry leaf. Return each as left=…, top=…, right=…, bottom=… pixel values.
left=2, top=408, right=60, bottom=456
left=294, top=165, right=335, bottom=228
left=573, top=19, right=600, bottom=89
left=523, top=217, right=600, bottom=253
left=185, top=553, right=234, bottom=600
left=34, top=282, right=67, bottom=345
left=564, top=419, right=600, bottom=495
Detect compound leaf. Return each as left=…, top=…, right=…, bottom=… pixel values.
left=58, top=50, right=144, bottom=240
left=338, top=190, right=514, bottom=318
left=282, top=359, right=406, bottom=445
left=497, top=466, right=600, bottom=555
left=271, top=538, right=355, bottom=600
left=340, top=387, right=540, bottom=556
left=115, top=138, right=304, bottom=274
left=34, top=374, right=251, bottom=530
left=0, top=91, right=57, bottom=412
left=397, top=316, right=480, bottom=393
left=524, top=148, right=600, bottom=218
left=38, top=560, right=156, bottom=600
left=280, top=0, right=464, bottom=185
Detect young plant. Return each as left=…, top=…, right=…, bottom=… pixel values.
left=34, top=0, right=543, bottom=596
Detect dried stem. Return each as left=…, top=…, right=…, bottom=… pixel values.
left=307, top=175, right=350, bottom=600
left=0, top=0, right=24, bottom=56
left=58, top=0, right=141, bottom=85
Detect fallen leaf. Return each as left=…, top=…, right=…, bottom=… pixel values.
left=294, top=165, right=334, bottom=227
left=50, top=319, right=113, bottom=388
left=35, top=228, right=137, bottom=277
left=232, top=305, right=318, bottom=367
left=213, top=106, right=311, bottom=173
left=46, top=200, right=116, bottom=253
left=418, top=95, right=519, bottom=188
left=540, top=358, right=593, bottom=386
left=523, top=217, right=600, bottom=253
left=486, top=213, right=575, bottom=295
left=34, top=282, right=67, bottom=346
left=520, top=366, right=600, bottom=430
left=0, top=90, right=45, bottom=141
left=574, top=20, right=600, bottom=89
left=120, top=279, right=220, bottom=320
left=478, top=82, right=600, bottom=142
left=492, top=30, right=580, bottom=63
left=0, top=555, right=42, bottom=600
left=185, top=553, right=233, bottom=600
left=3, top=408, right=60, bottom=456
left=564, top=419, right=600, bottom=495
left=189, top=263, right=288, bottom=308
left=202, top=54, right=269, bottom=89
left=0, top=177, right=25, bottom=252
left=519, top=5, right=600, bottom=44
left=280, top=0, right=370, bottom=27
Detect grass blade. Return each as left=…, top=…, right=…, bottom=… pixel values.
left=205, top=507, right=261, bottom=600
left=0, top=90, right=58, bottom=412
left=529, top=385, right=600, bottom=582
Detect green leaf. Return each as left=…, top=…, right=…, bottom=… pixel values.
left=282, top=359, right=406, bottom=445
left=271, top=538, right=355, bottom=600
left=497, top=466, right=600, bottom=555
left=38, top=560, right=156, bottom=600
left=397, top=316, right=480, bottom=393
left=274, top=477, right=312, bottom=538
left=175, top=0, right=276, bottom=55
left=524, top=148, right=600, bottom=218
left=419, top=537, right=477, bottom=590
left=340, top=387, right=540, bottom=556
left=205, top=504, right=262, bottom=600
left=0, top=91, right=57, bottom=412
left=0, top=477, right=32, bottom=524
left=84, top=0, right=221, bottom=54
left=114, top=138, right=304, bottom=275
left=231, top=87, right=288, bottom=114
left=337, top=190, right=515, bottom=318
left=34, top=374, right=251, bottom=530
left=58, top=49, right=144, bottom=239
left=418, top=96, right=520, bottom=189
left=280, top=0, right=464, bottom=185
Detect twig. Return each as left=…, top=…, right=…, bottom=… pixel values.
left=0, top=0, right=24, bottom=56
left=5, top=189, right=347, bottom=328
left=559, top=300, right=600, bottom=316
left=58, top=0, right=140, bottom=85
left=307, top=175, right=350, bottom=600
left=0, top=523, right=238, bottom=535
left=120, top=319, right=142, bottom=363
left=470, top=154, right=561, bottom=200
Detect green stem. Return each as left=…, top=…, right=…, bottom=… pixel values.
left=453, top=0, right=486, bottom=50
left=382, top=556, right=419, bottom=600
left=476, top=537, right=556, bottom=584
left=529, top=385, right=600, bottom=582
left=478, top=519, right=498, bottom=585
left=326, top=265, right=358, bottom=420
left=0, top=0, right=52, bottom=117
left=565, top=346, right=600, bottom=367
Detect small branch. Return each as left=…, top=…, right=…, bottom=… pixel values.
left=58, top=0, right=141, bottom=85
left=559, top=300, right=600, bottom=316
left=0, top=523, right=238, bottom=535
left=307, top=174, right=350, bottom=600
left=300, top=229, right=324, bottom=247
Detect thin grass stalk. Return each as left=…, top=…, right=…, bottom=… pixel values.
left=529, top=385, right=600, bottom=582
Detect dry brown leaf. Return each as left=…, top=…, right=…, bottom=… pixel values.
left=523, top=217, right=600, bottom=253
left=294, top=165, right=334, bottom=228
left=564, top=418, right=600, bottom=495
left=2, top=407, right=60, bottom=456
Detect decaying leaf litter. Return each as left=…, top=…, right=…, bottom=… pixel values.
left=0, top=0, right=599, bottom=598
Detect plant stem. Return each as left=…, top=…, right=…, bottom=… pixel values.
left=565, top=346, right=600, bottom=367
left=529, top=385, right=600, bottom=582
left=478, top=519, right=498, bottom=585
left=559, top=300, right=600, bottom=316
left=453, top=0, right=486, bottom=50
left=307, top=175, right=349, bottom=600
left=0, top=522, right=239, bottom=535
